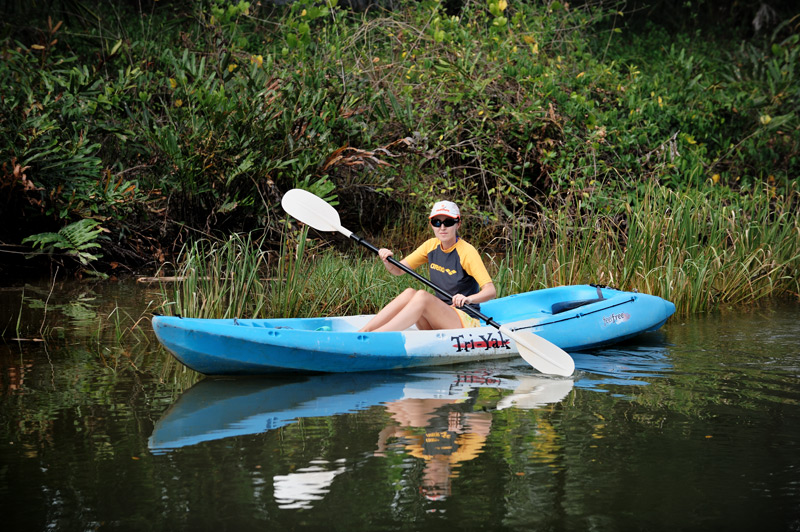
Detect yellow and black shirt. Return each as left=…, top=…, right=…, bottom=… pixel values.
left=404, top=238, right=492, bottom=309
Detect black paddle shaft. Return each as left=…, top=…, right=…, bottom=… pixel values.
left=349, top=233, right=499, bottom=328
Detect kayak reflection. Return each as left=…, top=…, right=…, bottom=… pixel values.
left=148, top=363, right=575, bottom=454
left=148, top=346, right=674, bottom=509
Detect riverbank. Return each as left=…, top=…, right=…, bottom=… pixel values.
left=3, top=181, right=798, bottom=335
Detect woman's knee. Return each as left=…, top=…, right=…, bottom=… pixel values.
left=395, top=288, right=419, bottom=303
left=410, top=290, right=440, bottom=306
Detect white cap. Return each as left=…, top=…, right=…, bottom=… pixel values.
left=429, top=201, right=460, bottom=219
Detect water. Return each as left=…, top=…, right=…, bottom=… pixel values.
left=1, top=281, right=799, bottom=531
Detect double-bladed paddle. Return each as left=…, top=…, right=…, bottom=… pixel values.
left=281, top=188, right=575, bottom=377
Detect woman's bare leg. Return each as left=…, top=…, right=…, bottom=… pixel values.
left=359, top=288, right=418, bottom=332
left=371, top=290, right=462, bottom=332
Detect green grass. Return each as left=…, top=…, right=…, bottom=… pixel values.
left=160, top=184, right=799, bottom=320
left=494, top=185, right=799, bottom=314
left=157, top=227, right=420, bottom=319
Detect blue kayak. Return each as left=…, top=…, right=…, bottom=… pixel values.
left=152, top=284, right=675, bottom=374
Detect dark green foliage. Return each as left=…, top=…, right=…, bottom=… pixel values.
left=0, top=0, right=797, bottom=272
left=22, top=218, right=106, bottom=267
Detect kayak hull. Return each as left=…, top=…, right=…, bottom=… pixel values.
left=152, top=285, right=676, bottom=374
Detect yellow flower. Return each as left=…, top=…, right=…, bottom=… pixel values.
left=576, top=72, right=585, bottom=79
left=759, top=114, right=772, bottom=125
left=174, top=99, right=183, bottom=107
left=712, top=174, right=720, bottom=183
left=301, top=9, right=307, bottom=16
left=228, top=63, right=238, bottom=72
left=498, top=0, right=507, bottom=11
left=523, top=35, right=536, bottom=44
left=169, top=77, right=177, bottom=89
left=658, top=96, right=663, bottom=107
left=251, top=55, right=263, bottom=67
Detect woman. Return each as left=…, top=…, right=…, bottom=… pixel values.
left=359, top=200, right=496, bottom=332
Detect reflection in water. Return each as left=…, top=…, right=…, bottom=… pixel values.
left=374, top=372, right=576, bottom=501
left=572, top=333, right=673, bottom=394
left=0, top=351, right=35, bottom=394
left=496, top=377, right=576, bottom=410
left=149, top=364, right=576, bottom=508
left=148, top=343, right=679, bottom=510
left=377, top=396, right=493, bottom=501
left=273, top=458, right=347, bottom=509
left=4, top=279, right=799, bottom=531
left=148, top=373, right=426, bottom=452
left=149, top=367, right=576, bottom=454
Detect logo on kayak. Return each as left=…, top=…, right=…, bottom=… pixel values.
left=456, top=372, right=501, bottom=386
left=451, top=331, right=511, bottom=352
left=602, top=312, right=630, bottom=326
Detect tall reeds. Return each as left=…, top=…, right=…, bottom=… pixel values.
left=160, top=228, right=420, bottom=320
left=496, top=186, right=799, bottom=314
left=159, top=232, right=271, bottom=319
left=161, top=186, right=798, bottom=320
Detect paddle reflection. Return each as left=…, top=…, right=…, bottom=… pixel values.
left=273, top=458, right=347, bottom=510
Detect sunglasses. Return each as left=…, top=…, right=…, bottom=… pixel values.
left=430, top=217, right=459, bottom=228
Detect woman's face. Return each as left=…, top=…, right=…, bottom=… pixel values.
left=430, top=216, right=460, bottom=242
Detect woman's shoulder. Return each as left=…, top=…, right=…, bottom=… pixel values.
left=454, top=238, right=479, bottom=253
left=417, top=237, right=441, bottom=251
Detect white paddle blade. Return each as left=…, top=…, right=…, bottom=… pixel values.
left=281, top=189, right=351, bottom=237
left=501, top=327, right=575, bottom=377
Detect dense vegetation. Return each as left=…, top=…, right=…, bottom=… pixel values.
left=1, top=0, right=798, bottom=311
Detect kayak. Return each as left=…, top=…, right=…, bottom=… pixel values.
left=152, top=284, right=676, bottom=375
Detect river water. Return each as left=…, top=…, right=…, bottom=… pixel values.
left=1, top=281, right=799, bottom=531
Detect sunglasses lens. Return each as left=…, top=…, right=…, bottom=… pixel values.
left=431, top=218, right=458, bottom=227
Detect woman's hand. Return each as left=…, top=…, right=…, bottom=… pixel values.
left=453, top=283, right=496, bottom=307
left=452, top=294, right=471, bottom=308
left=378, top=248, right=407, bottom=276
left=377, top=248, right=394, bottom=262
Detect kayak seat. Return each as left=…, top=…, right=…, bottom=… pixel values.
left=551, top=297, right=606, bottom=315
